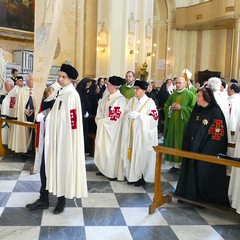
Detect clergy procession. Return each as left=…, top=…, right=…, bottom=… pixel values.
left=1, top=65, right=240, bottom=217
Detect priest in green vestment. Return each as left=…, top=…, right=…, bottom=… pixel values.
left=120, top=71, right=135, bottom=100
left=164, top=77, right=196, bottom=173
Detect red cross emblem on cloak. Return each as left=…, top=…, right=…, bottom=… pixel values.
left=70, top=109, right=77, bottom=129
left=108, top=106, right=121, bottom=121
left=9, top=97, right=16, bottom=108
left=149, top=110, right=159, bottom=121
left=208, top=119, right=224, bottom=140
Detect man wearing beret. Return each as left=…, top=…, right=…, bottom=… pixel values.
left=8, top=75, right=35, bottom=153
left=94, top=76, right=126, bottom=180
left=26, top=63, right=88, bottom=214
left=121, top=80, right=158, bottom=186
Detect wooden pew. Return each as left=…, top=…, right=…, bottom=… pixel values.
left=149, top=146, right=240, bottom=214
left=0, top=117, right=37, bottom=157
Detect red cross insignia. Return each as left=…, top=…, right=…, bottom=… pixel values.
left=70, top=109, right=77, bottom=129
left=9, top=97, right=16, bottom=108
left=149, top=110, right=159, bottom=121
left=208, top=119, right=224, bottom=140
left=108, top=106, right=121, bottom=121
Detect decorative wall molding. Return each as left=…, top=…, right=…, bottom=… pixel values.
left=0, top=27, right=34, bottom=42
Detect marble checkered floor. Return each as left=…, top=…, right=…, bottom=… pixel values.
left=0, top=152, right=240, bottom=240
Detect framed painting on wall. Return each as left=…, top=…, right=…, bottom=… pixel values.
left=0, top=0, right=35, bottom=41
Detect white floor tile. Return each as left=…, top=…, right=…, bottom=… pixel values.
left=81, top=193, right=119, bottom=208
left=41, top=207, right=84, bottom=226
left=6, top=192, right=40, bottom=207
left=0, top=162, right=25, bottom=171
left=110, top=181, right=146, bottom=193
left=161, top=163, right=172, bottom=172
left=85, top=226, right=132, bottom=240
left=196, top=208, right=240, bottom=225
left=0, top=207, right=4, bottom=217
left=171, top=225, right=224, bottom=240
left=0, top=180, right=16, bottom=192
left=121, top=207, right=168, bottom=226
left=169, top=181, right=177, bottom=189
left=0, top=226, right=40, bottom=240
left=18, top=171, right=40, bottom=181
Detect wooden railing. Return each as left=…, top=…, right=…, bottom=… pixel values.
left=0, top=118, right=37, bottom=156
left=149, top=146, right=240, bottom=214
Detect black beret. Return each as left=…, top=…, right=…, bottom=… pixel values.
left=134, top=80, right=148, bottom=90
left=230, top=79, right=238, bottom=84
left=16, top=76, right=23, bottom=80
left=109, top=76, right=124, bottom=86
left=60, top=63, right=78, bottom=80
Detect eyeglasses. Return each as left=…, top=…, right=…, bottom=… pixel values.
left=176, top=82, right=185, bottom=85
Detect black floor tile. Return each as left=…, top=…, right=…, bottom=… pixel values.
left=0, top=192, right=11, bottom=207
left=13, top=180, right=41, bottom=192
left=129, top=226, right=178, bottom=240
left=115, top=193, right=152, bottom=207
left=39, top=226, right=86, bottom=240
left=213, top=225, right=240, bottom=240
left=143, top=181, right=175, bottom=194
left=0, top=207, right=43, bottom=226
left=85, top=164, right=98, bottom=172
left=162, top=172, right=179, bottom=182
left=159, top=207, right=208, bottom=225
left=0, top=171, right=21, bottom=180
left=83, top=208, right=126, bottom=226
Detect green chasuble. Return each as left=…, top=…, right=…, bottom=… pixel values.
left=189, top=86, right=197, bottom=95
left=164, top=89, right=196, bottom=164
left=120, top=84, right=134, bottom=100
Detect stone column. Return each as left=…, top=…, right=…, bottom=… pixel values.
left=96, top=0, right=154, bottom=78
left=231, top=17, right=240, bottom=80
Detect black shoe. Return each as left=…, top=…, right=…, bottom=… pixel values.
left=96, top=171, right=104, bottom=176
left=169, top=167, right=178, bottom=173
left=108, top=177, right=117, bottom=181
left=53, top=201, right=66, bottom=214
left=134, top=177, right=146, bottom=187
left=25, top=199, right=49, bottom=210
left=177, top=199, right=185, bottom=204
left=127, top=181, right=136, bottom=185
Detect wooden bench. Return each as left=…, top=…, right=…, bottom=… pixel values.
left=148, top=146, right=240, bottom=214
left=0, top=118, right=37, bottom=157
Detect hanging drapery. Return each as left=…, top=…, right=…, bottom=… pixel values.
left=33, top=0, right=63, bottom=112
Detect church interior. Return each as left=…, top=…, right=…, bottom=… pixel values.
left=0, top=0, right=240, bottom=239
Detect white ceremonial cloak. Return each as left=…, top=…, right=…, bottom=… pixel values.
left=45, top=84, right=88, bottom=199
left=228, top=126, right=240, bottom=214
left=1, top=86, right=19, bottom=144
left=94, top=90, right=126, bottom=180
left=213, top=91, right=229, bottom=123
left=121, top=94, right=158, bottom=182
left=227, top=94, right=240, bottom=156
left=8, top=86, right=35, bottom=153
left=34, top=81, right=61, bottom=173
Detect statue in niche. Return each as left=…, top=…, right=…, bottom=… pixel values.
left=0, top=49, right=7, bottom=93
left=145, top=18, right=152, bottom=39
left=128, top=12, right=135, bottom=35
left=138, top=62, right=149, bottom=81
